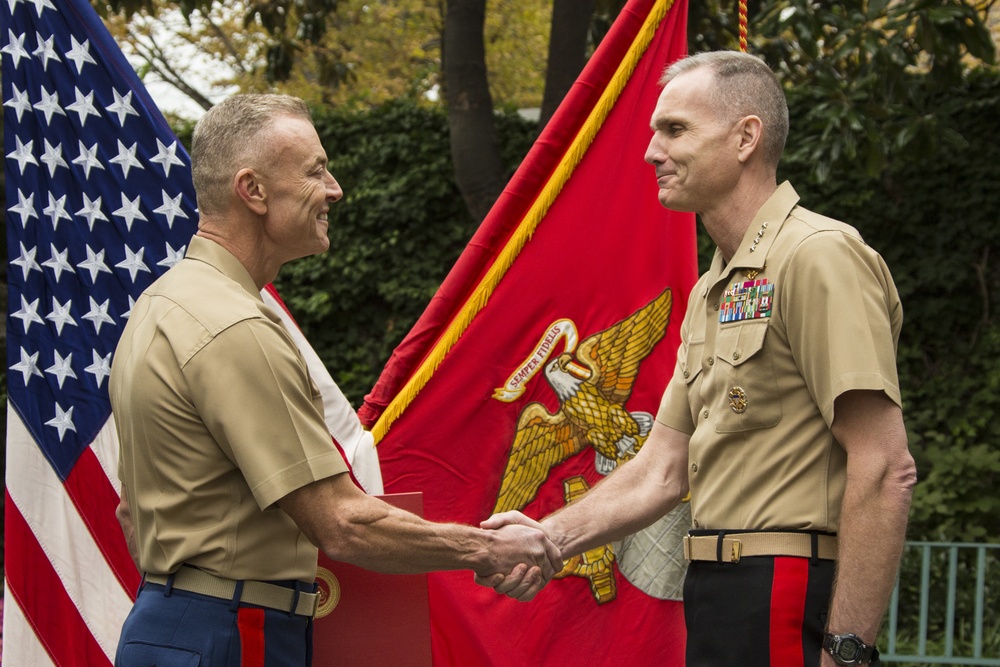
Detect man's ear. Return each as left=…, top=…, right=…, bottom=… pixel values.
left=234, top=168, right=267, bottom=215
left=736, top=115, right=763, bottom=163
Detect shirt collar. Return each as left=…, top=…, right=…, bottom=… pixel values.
left=706, top=181, right=800, bottom=287
left=184, top=235, right=263, bottom=302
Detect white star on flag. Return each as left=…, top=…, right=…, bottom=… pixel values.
left=46, top=297, right=78, bottom=334
left=82, top=296, right=115, bottom=334
left=8, top=189, right=37, bottom=225
left=11, top=241, right=41, bottom=279
left=151, top=138, right=185, bottom=176
left=45, top=350, right=77, bottom=389
left=1, top=28, right=29, bottom=67
left=12, top=295, right=45, bottom=332
left=115, top=245, right=151, bottom=282
left=10, top=347, right=44, bottom=385
left=112, top=193, right=148, bottom=230
left=6, top=135, right=38, bottom=173
left=84, top=349, right=113, bottom=388
left=110, top=139, right=143, bottom=177
left=40, top=138, right=69, bottom=176
left=153, top=190, right=188, bottom=228
left=67, top=87, right=101, bottom=125
left=76, top=193, right=109, bottom=230
left=65, top=35, right=95, bottom=73
left=107, top=88, right=139, bottom=126
left=3, top=83, right=32, bottom=120
left=41, top=244, right=74, bottom=282
left=77, top=245, right=113, bottom=283
left=44, top=403, right=76, bottom=442
left=34, top=85, right=66, bottom=124
left=72, top=140, right=105, bottom=178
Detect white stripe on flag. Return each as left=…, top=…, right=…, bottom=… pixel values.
left=90, top=415, right=123, bottom=496
left=262, top=289, right=384, bottom=495
left=6, top=407, right=134, bottom=662
left=0, top=589, right=58, bottom=667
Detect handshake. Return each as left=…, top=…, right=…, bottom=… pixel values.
left=473, top=511, right=563, bottom=602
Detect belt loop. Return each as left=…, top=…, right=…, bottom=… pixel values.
left=716, top=530, right=727, bottom=563
left=810, top=533, right=819, bottom=566
left=163, top=572, right=175, bottom=597
left=230, top=579, right=245, bottom=612
left=289, top=581, right=304, bottom=617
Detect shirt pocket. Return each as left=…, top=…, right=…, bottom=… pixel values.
left=713, top=320, right=782, bottom=433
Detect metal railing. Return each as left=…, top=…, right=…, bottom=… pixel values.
left=882, top=542, right=1000, bottom=666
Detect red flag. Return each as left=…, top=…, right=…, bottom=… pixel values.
left=360, top=0, right=696, bottom=663
left=2, top=1, right=380, bottom=663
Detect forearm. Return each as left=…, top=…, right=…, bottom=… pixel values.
left=280, top=472, right=558, bottom=578
left=827, top=465, right=914, bottom=641
left=824, top=390, right=917, bottom=664
left=544, top=425, right=689, bottom=558
left=320, top=497, right=495, bottom=574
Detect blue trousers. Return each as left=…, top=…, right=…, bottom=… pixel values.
left=115, top=580, right=314, bottom=667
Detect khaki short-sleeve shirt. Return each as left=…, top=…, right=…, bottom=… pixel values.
left=657, top=182, right=902, bottom=532
left=110, top=236, right=349, bottom=582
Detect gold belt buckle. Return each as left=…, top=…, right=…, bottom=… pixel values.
left=730, top=538, right=742, bottom=563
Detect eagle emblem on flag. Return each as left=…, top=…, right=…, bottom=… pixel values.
left=493, top=288, right=673, bottom=514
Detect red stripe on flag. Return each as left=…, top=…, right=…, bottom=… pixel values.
left=5, top=491, right=113, bottom=667
left=64, top=448, right=142, bottom=598
left=770, top=556, right=809, bottom=667
left=238, top=607, right=266, bottom=667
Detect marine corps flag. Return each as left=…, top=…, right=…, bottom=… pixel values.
left=359, top=0, right=696, bottom=663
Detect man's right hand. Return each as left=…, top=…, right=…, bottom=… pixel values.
left=475, top=512, right=563, bottom=601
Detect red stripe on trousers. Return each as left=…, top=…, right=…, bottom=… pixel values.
left=238, top=607, right=266, bottom=667
left=770, top=556, right=809, bottom=667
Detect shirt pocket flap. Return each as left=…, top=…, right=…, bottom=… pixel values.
left=716, top=321, right=768, bottom=367
left=679, top=341, right=705, bottom=384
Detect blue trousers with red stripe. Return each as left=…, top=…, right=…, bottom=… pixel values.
left=684, top=554, right=861, bottom=667
left=115, top=581, right=313, bottom=667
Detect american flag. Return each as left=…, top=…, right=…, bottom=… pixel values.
left=2, top=1, right=381, bottom=664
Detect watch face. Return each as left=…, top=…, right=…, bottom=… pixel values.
left=835, top=637, right=863, bottom=662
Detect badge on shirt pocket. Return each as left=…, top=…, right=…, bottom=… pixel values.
left=714, top=320, right=782, bottom=432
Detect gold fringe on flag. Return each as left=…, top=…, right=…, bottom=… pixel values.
left=372, top=0, right=676, bottom=444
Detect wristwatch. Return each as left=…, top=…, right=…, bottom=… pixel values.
left=823, top=632, right=879, bottom=665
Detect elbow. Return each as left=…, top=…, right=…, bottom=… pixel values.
left=894, top=452, right=918, bottom=497
left=882, top=450, right=918, bottom=510
left=313, top=502, right=385, bottom=567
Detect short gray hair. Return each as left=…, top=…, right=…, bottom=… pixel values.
left=191, top=94, right=312, bottom=216
left=661, top=51, right=788, bottom=167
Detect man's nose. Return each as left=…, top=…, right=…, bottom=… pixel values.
left=325, top=171, right=344, bottom=202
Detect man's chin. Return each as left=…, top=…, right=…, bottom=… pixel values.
left=658, top=192, right=694, bottom=213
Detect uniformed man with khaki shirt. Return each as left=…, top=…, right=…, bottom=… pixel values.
left=111, top=94, right=562, bottom=667
left=478, top=51, right=917, bottom=667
